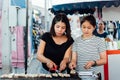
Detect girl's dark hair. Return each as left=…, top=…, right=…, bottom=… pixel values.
left=81, top=15, right=96, bottom=28
left=50, top=13, right=71, bottom=40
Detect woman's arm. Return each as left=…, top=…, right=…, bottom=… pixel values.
left=37, top=40, right=49, bottom=63
left=37, top=40, right=56, bottom=69
left=59, top=45, right=72, bottom=71
left=69, top=51, right=77, bottom=70
left=96, top=51, right=107, bottom=66
left=84, top=51, right=107, bottom=69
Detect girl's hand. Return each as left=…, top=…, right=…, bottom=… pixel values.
left=84, top=61, right=95, bottom=69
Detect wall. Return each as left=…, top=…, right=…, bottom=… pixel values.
left=102, top=6, right=120, bottom=21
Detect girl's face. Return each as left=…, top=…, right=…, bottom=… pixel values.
left=54, top=21, right=66, bottom=36
left=81, top=20, right=95, bottom=37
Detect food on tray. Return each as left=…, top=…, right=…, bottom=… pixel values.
left=45, top=74, right=52, bottom=78
left=26, top=74, right=38, bottom=78
left=52, top=73, right=58, bottom=77
left=0, top=74, right=13, bottom=78
left=14, top=73, right=25, bottom=78
left=38, top=74, right=46, bottom=77
left=70, top=69, right=76, bottom=74
left=63, top=73, right=70, bottom=77
left=57, top=73, right=71, bottom=77
left=58, top=73, right=64, bottom=77
left=0, top=73, right=71, bottom=79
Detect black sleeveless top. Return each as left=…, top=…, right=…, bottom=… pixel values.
left=41, top=32, right=74, bottom=71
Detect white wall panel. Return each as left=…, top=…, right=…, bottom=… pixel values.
left=108, top=54, right=120, bottom=80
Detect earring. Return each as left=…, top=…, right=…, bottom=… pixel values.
left=64, top=32, right=66, bottom=35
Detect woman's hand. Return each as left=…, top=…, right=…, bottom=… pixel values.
left=59, top=59, right=67, bottom=71
left=46, top=60, right=57, bottom=70
left=105, top=38, right=111, bottom=42
left=69, top=60, right=76, bottom=70
left=84, top=61, right=95, bottom=69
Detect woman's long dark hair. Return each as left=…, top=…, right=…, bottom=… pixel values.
left=50, top=13, right=71, bottom=40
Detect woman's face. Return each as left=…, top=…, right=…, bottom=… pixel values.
left=98, top=22, right=105, bottom=30
left=54, top=21, right=66, bottom=36
left=81, top=20, right=95, bottom=37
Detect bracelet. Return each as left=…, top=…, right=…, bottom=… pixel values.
left=92, top=60, right=97, bottom=67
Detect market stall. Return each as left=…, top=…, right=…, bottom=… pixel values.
left=49, top=1, right=120, bottom=80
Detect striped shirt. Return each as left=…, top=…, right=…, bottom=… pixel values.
left=72, top=35, right=106, bottom=73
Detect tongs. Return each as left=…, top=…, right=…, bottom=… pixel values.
left=51, top=66, right=60, bottom=74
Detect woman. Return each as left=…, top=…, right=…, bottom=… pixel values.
left=69, top=15, right=106, bottom=79
left=37, top=13, right=74, bottom=74
left=94, top=21, right=108, bottom=38
left=93, top=21, right=111, bottom=42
